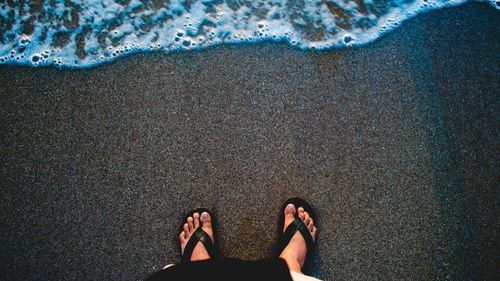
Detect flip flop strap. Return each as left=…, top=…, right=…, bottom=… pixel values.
left=181, top=227, right=218, bottom=263
left=276, top=213, right=314, bottom=257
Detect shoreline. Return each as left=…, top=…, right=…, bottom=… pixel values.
left=1, top=0, right=496, bottom=68
left=0, top=2, right=497, bottom=70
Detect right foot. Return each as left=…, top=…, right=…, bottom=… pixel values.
left=179, top=212, right=214, bottom=261
left=279, top=204, right=318, bottom=273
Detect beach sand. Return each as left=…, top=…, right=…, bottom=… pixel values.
left=1, top=2, right=498, bottom=280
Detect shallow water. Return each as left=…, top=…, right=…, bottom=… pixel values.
left=0, top=0, right=497, bottom=68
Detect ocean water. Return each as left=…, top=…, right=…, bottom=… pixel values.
left=0, top=0, right=497, bottom=68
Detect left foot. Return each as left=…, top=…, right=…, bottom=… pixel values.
left=179, top=212, right=214, bottom=261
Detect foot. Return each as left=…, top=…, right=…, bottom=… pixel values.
left=179, top=211, right=214, bottom=261
left=279, top=204, right=318, bottom=273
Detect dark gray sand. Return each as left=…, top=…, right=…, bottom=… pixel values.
left=1, top=2, right=498, bottom=280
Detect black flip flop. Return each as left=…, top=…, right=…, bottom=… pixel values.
left=180, top=208, right=219, bottom=263
left=275, top=198, right=317, bottom=263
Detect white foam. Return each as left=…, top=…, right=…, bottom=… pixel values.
left=0, top=0, right=497, bottom=68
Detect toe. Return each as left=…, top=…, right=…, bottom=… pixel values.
left=312, top=226, right=318, bottom=241
left=187, top=216, right=194, bottom=232
left=304, top=211, right=310, bottom=224
left=307, top=219, right=314, bottom=231
left=304, top=216, right=311, bottom=227
left=179, top=231, right=186, bottom=242
left=183, top=223, right=189, bottom=234
left=284, top=204, right=296, bottom=231
left=285, top=204, right=296, bottom=216
left=201, top=212, right=211, bottom=227
left=303, top=211, right=310, bottom=221
left=298, top=209, right=306, bottom=220
left=193, top=212, right=200, bottom=229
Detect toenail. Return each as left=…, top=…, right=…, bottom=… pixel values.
left=201, top=212, right=209, bottom=220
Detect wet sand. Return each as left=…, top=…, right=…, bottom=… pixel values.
left=0, top=3, right=498, bottom=280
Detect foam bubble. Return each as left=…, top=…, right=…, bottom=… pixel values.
left=0, top=0, right=497, bottom=68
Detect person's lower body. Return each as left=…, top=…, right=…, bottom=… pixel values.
left=147, top=259, right=322, bottom=281
left=147, top=258, right=293, bottom=281
left=146, top=198, right=322, bottom=281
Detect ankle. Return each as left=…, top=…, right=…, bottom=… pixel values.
left=280, top=251, right=302, bottom=273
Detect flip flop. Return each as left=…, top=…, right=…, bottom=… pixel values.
left=180, top=208, right=219, bottom=263
left=275, top=198, right=317, bottom=263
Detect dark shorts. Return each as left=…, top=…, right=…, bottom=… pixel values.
left=146, top=258, right=293, bottom=281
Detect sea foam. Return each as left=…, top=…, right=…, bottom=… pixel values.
left=0, top=0, right=497, bottom=68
